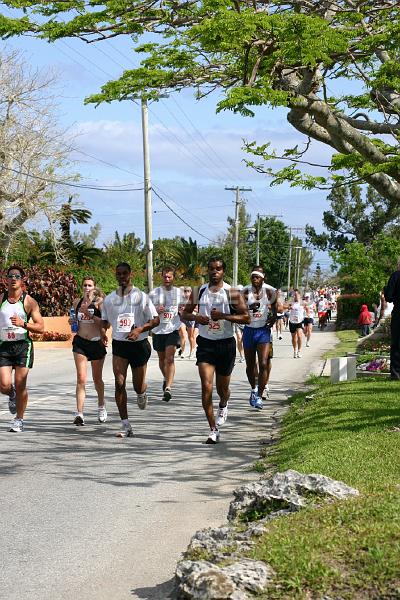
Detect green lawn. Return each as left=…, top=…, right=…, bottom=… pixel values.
left=324, top=329, right=359, bottom=359
left=251, top=377, right=400, bottom=599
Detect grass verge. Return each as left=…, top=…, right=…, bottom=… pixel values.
left=251, top=377, right=400, bottom=599
left=324, top=329, right=359, bottom=359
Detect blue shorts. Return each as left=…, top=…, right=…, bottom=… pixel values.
left=243, top=326, right=272, bottom=349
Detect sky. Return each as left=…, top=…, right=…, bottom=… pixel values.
left=5, top=28, right=333, bottom=272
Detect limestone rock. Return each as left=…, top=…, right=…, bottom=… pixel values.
left=186, top=526, right=252, bottom=561
left=228, top=470, right=359, bottom=521
left=175, top=559, right=273, bottom=599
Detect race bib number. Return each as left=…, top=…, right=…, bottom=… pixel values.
left=117, top=313, right=135, bottom=333
left=78, top=311, right=94, bottom=324
left=160, top=305, right=178, bottom=324
left=1, top=326, right=25, bottom=341
left=207, top=319, right=225, bottom=336
left=251, top=310, right=264, bottom=323
left=291, top=311, right=301, bottom=323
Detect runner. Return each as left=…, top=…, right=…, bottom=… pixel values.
left=243, top=267, right=279, bottom=409
left=70, top=277, right=107, bottom=426
left=303, top=292, right=316, bottom=348
left=289, top=289, right=305, bottom=358
left=317, top=295, right=328, bottom=329
left=101, top=263, right=159, bottom=438
left=149, top=267, right=183, bottom=402
left=181, top=257, right=249, bottom=444
left=179, top=286, right=197, bottom=359
left=0, top=265, right=44, bottom=432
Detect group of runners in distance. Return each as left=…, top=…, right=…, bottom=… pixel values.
left=0, top=260, right=336, bottom=443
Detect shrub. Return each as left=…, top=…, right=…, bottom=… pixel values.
left=0, top=266, right=77, bottom=317
left=30, top=331, right=71, bottom=341
left=336, top=293, right=377, bottom=327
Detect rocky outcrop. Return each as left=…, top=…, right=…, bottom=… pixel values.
left=174, top=470, right=359, bottom=599
left=228, top=469, right=360, bottom=521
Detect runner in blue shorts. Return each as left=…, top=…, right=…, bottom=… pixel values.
left=243, top=266, right=282, bottom=409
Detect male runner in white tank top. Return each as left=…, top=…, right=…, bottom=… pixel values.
left=149, top=266, right=183, bottom=403
left=0, top=265, right=44, bottom=432
left=182, top=257, right=250, bottom=444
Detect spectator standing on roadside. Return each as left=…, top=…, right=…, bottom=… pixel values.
left=358, top=304, right=372, bottom=337
left=384, top=260, right=400, bottom=380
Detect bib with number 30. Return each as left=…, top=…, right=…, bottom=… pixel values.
left=117, top=313, right=135, bottom=333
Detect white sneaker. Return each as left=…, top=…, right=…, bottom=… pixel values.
left=263, top=385, right=270, bottom=399
left=306, top=342, right=310, bottom=347
left=137, top=391, right=148, bottom=410
left=297, top=352, right=301, bottom=358
left=206, top=428, right=220, bottom=444
left=294, top=351, right=297, bottom=358
left=98, top=406, right=107, bottom=423
left=73, top=412, right=85, bottom=426
left=9, top=418, right=23, bottom=433
left=216, top=404, right=228, bottom=426
left=115, top=422, right=133, bottom=438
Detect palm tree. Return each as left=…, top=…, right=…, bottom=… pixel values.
left=169, top=237, right=204, bottom=280
left=59, top=196, right=92, bottom=250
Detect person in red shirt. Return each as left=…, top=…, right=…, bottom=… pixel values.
left=358, top=304, right=372, bottom=337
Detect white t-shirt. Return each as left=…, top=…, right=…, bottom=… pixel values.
left=197, top=282, right=234, bottom=340
left=149, top=286, right=183, bottom=335
left=101, top=288, right=157, bottom=342
left=318, top=299, right=328, bottom=312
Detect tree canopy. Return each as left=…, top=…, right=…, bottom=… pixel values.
left=306, top=183, right=400, bottom=251
left=1, top=1, right=399, bottom=202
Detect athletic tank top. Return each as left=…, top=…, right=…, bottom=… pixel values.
left=0, top=292, right=30, bottom=342
left=289, top=302, right=304, bottom=324
left=149, top=286, right=183, bottom=334
left=197, top=283, right=234, bottom=340
left=244, top=286, right=270, bottom=328
left=76, top=298, right=101, bottom=324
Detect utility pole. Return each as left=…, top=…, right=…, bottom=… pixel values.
left=225, top=186, right=252, bottom=286
left=296, top=246, right=302, bottom=290
left=256, top=213, right=260, bottom=265
left=287, top=228, right=293, bottom=294
left=141, top=97, right=154, bottom=291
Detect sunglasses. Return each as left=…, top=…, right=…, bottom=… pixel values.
left=7, top=274, right=22, bottom=280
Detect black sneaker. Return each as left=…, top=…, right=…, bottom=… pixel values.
left=8, top=384, right=17, bottom=415
left=163, top=387, right=172, bottom=402
left=73, top=413, right=85, bottom=426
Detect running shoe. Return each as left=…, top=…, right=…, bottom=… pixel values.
left=98, top=406, right=108, bottom=423
left=8, top=384, right=16, bottom=415
left=249, top=390, right=257, bottom=407
left=137, top=391, right=148, bottom=410
left=163, top=387, right=172, bottom=402
left=278, top=336, right=282, bottom=340
left=263, top=385, right=270, bottom=399
left=9, top=418, right=23, bottom=433
left=254, top=396, right=264, bottom=410
left=205, top=428, right=220, bottom=444
left=73, top=413, right=85, bottom=426
left=293, top=351, right=297, bottom=359
left=216, top=404, right=228, bottom=426
left=115, top=422, right=133, bottom=438
left=306, top=342, right=310, bottom=347
left=297, top=352, right=302, bottom=358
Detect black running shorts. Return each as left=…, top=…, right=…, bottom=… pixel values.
left=152, top=330, right=180, bottom=352
left=0, top=340, right=34, bottom=369
left=196, top=335, right=236, bottom=376
left=72, top=335, right=107, bottom=361
left=112, top=338, right=152, bottom=368
left=289, top=321, right=304, bottom=333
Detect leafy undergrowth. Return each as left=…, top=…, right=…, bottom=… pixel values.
left=251, top=377, right=400, bottom=599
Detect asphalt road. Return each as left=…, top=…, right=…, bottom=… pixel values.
left=0, top=325, right=336, bottom=600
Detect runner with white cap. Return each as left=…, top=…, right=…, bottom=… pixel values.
left=303, top=292, right=316, bottom=348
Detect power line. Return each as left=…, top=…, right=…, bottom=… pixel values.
left=152, top=188, right=219, bottom=244
left=2, top=165, right=144, bottom=192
